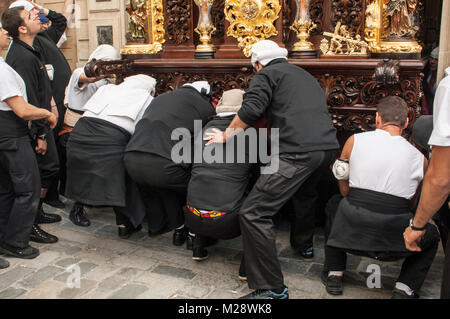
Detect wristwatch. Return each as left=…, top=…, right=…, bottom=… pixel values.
left=37, top=135, right=47, bottom=141
left=409, top=218, right=426, bottom=231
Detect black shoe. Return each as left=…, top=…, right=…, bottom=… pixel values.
left=44, top=198, right=65, bottom=209
left=29, top=224, right=58, bottom=244
left=321, top=271, right=343, bottom=296
left=186, top=233, right=195, bottom=250
left=173, top=227, right=188, bottom=246
left=0, top=243, right=40, bottom=259
left=35, top=209, right=62, bottom=224
left=240, top=287, right=289, bottom=299
left=69, top=205, right=90, bottom=227
left=192, top=247, right=208, bottom=261
left=300, top=247, right=314, bottom=260
left=0, top=257, right=9, bottom=269
left=391, top=288, right=418, bottom=299
left=118, top=224, right=142, bottom=239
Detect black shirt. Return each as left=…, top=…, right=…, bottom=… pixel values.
left=187, top=115, right=258, bottom=213
left=126, top=86, right=215, bottom=161
left=237, top=59, right=339, bottom=154
left=34, top=10, right=71, bottom=105
left=6, top=39, right=53, bottom=137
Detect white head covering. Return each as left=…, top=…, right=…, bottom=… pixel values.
left=215, top=89, right=245, bottom=114
left=88, top=44, right=119, bottom=62
left=445, top=67, right=450, bottom=77
left=182, top=80, right=211, bottom=95
left=430, top=46, right=439, bottom=60
left=9, top=0, right=34, bottom=11
left=83, top=74, right=156, bottom=120
left=250, top=40, right=288, bottom=66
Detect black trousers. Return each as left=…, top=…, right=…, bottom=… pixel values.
left=34, top=130, right=60, bottom=190
left=46, top=130, right=68, bottom=199
left=124, top=151, right=190, bottom=234
left=0, top=136, right=41, bottom=248
left=323, top=194, right=440, bottom=292
left=324, top=223, right=439, bottom=292
left=239, top=150, right=337, bottom=290
left=289, top=167, right=323, bottom=251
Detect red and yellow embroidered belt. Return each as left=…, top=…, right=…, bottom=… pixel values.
left=187, top=205, right=227, bottom=218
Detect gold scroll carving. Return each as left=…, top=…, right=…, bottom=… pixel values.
left=121, top=0, right=165, bottom=55
left=364, top=0, right=421, bottom=54
left=224, top=0, right=281, bottom=57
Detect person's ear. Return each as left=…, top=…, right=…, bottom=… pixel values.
left=375, top=112, right=381, bottom=126
left=402, top=117, right=409, bottom=130
left=18, top=25, right=27, bottom=35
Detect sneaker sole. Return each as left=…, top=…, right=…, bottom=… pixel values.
left=238, top=276, right=247, bottom=281
left=192, top=256, right=208, bottom=261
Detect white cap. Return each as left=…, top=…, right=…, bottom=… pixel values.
left=88, top=44, right=119, bottom=62
left=9, top=0, right=34, bottom=12
left=430, top=46, right=439, bottom=59
left=183, top=80, right=211, bottom=95
left=250, top=40, right=288, bottom=66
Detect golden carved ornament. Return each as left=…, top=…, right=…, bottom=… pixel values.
left=121, top=0, right=165, bottom=55
left=364, top=0, right=421, bottom=54
left=224, top=0, right=281, bottom=57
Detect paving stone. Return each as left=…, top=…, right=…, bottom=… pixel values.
left=55, top=257, right=81, bottom=268
left=111, top=254, right=157, bottom=270
left=0, top=266, right=34, bottom=290
left=134, top=272, right=191, bottom=299
left=184, top=273, right=244, bottom=291
left=116, top=267, right=144, bottom=279
left=175, top=283, right=214, bottom=299
left=20, top=251, right=61, bottom=269
left=42, top=243, right=82, bottom=256
left=109, top=283, right=149, bottom=299
left=279, top=257, right=311, bottom=275
left=19, top=266, right=63, bottom=289
left=22, top=280, right=67, bottom=298
left=73, top=247, right=116, bottom=264
left=0, top=287, right=27, bottom=298
left=61, top=220, right=105, bottom=233
left=151, top=265, right=197, bottom=280
left=205, top=289, right=241, bottom=299
left=84, top=263, right=121, bottom=282
left=58, top=279, right=97, bottom=298
left=78, top=262, right=98, bottom=275
left=98, top=275, right=128, bottom=290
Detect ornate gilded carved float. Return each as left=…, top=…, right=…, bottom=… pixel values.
left=99, top=0, right=428, bottom=137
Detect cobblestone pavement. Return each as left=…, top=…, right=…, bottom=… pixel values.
left=0, top=197, right=445, bottom=299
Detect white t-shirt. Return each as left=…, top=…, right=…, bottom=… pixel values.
left=0, top=57, right=28, bottom=111
left=349, top=129, right=424, bottom=199
left=64, top=67, right=108, bottom=111
left=429, top=67, right=450, bottom=147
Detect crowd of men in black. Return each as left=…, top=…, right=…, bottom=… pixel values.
left=0, top=1, right=448, bottom=300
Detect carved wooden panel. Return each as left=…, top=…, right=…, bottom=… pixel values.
left=330, top=0, right=364, bottom=37
left=211, top=0, right=225, bottom=39
left=165, top=0, right=191, bottom=44
left=310, top=0, right=324, bottom=35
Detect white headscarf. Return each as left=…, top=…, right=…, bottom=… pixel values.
left=83, top=74, right=156, bottom=120
left=9, top=0, right=34, bottom=11
left=88, top=44, right=119, bottom=62
left=430, top=46, right=439, bottom=60
left=182, top=80, right=211, bottom=95
left=250, top=40, right=288, bottom=66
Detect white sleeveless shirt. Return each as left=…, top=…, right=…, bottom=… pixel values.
left=349, top=129, right=424, bottom=199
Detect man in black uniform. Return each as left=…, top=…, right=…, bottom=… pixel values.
left=33, top=1, right=72, bottom=208
left=205, top=40, right=339, bottom=299
left=4, top=5, right=60, bottom=244
left=0, top=16, right=56, bottom=265
left=125, top=81, right=215, bottom=246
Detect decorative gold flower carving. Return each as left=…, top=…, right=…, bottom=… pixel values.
left=225, top=0, right=281, bottom=57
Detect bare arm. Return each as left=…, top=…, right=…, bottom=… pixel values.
left=337, top=135, right=354, bottom=197
left=404, top=146, right=450, bottom=251
left=5, top=95, right=57, bottom=128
